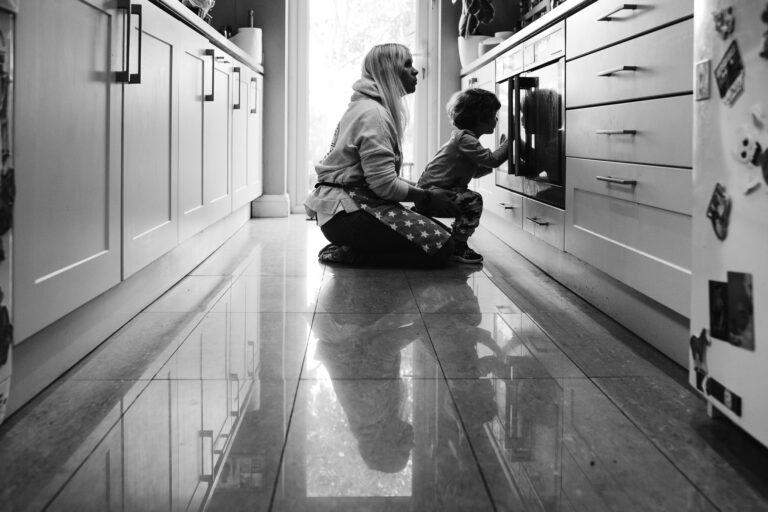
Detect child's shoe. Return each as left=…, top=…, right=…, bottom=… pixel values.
left=451, top=241, right=483, bottom=264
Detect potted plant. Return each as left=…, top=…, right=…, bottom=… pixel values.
left=455, top=0, right=495, bottom=67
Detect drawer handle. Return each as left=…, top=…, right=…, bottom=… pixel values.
left=596, top=175, right=638, bottom=186
left=233, top=67, right=241, bottom=110
left=498, top=202, right=517, bottom=210
left=597, top=65, right=637, bottom=76
left=527, top=216, right=550, bottom=226
left=204, top=49, right=215, bottom=102
left=598, top=3, right=638, bottom=21
left=596, top=129, right=637, bottom=135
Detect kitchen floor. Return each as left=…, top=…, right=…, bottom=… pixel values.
left=1, top=215, right=767, bottom=512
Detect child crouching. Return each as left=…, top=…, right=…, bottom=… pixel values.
left=416, top=88, right=509, bottom=263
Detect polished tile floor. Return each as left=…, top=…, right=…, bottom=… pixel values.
left=1, top=215, right=767, bottom=511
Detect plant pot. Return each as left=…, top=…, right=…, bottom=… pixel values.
left=458, top=35, right=490, bottom=68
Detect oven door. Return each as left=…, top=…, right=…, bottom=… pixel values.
left=497, top=58, right=565, bottom=209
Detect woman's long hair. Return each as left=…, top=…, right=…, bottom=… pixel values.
left=361, top=43, right=411, bottom=142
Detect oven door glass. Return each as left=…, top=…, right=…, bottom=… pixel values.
left=518, top=59, right=565, bottom=208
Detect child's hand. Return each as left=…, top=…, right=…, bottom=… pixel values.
left=499, top=133, right=507, bottom=145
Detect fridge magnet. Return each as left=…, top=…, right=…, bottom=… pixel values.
left=695, top=60, right=711, bottom=101
left=708, top=280, right=729, bottom=340
left=751, top=104, right=766, bottom=129
left=745, top=178, right=762, bottom=195
left=761, top=3, right=768, bottom=59
left=706, top=183, right=731, bottom=241
left=733, top=126, right=763, bottom=166
left=712, top=6, right=735, bottom=40
left=727, top=271, right=755, bottom=350
left=714, top=40, right=745, bottom=106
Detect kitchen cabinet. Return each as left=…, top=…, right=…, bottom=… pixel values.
left=178, top=31, right=233, bottom=242
left=122, top=0, right=181, bottom=278
left=14, top=0, right=123, bottom=342
left=232, top=67, right=264, bottom=210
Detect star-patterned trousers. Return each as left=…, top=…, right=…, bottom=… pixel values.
left=415, top=187, right=483, bottom=243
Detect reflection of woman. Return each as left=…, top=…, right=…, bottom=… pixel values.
left=305, top=43, right=460, bottom=268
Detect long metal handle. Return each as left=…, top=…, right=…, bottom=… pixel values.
left=527, top=216, right=550, bottom=226
left=596, top=129, right=637, bottom=135
left=233, top=67, right=241, bottom=109
left=498, top=202, right=517, bottom=210
left=596, top=175, right=638, bottom=186
left=116, top=1, right=142, bottom=84
left=598, top=3, right=638, bottom=21
left=204, top=49, right=215, bottom=102
left=512, top=76, right=522, bottom=175
left=597, top=65, right=637, bottom=77
left=230, top=373, right=241, bottom=416
left=250, top=77, right=258, bottom=114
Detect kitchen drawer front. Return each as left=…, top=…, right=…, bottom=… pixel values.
left=464, top=61, right=495, bottom=89
left=496, top=47, right=523, bottom=81
left=522, top=198, right=564, bottom=250
left=565, top=95, right=693, bottom=168
left=566, top=158, right=692, bottom=216
left=566, top=158, right=691, bottom=315
left=483, top=186, right=524, bottom=231
left=566, top=19, right=692, bottom=107
left=567, top=0, right=693, bottom=59
left=523, top=21, right=565, bottom=70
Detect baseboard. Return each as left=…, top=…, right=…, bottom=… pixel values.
left=251, top=193, right=291, bottom=218
left=7, top=206, right=251, bottom=416
left=481, top=213, right=690, bottom=367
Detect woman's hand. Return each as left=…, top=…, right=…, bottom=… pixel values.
left=416, top=189, right=462, bottom=217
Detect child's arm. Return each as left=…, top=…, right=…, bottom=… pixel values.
left=472, top=134, right=507, bottom=178
left=457, top=132, right=510, bottom=170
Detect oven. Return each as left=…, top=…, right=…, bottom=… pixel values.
left=495, top=23, right=565, bottom=209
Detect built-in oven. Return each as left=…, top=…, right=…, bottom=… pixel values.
left=495, top=22, right=565, bottom=209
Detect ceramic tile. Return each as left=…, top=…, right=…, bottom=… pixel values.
left=190, top=227, right=265, bottom=277
left=594, top=376, right=768, bottom=512
left=315, top=275, right=420, bottom=314
left=303, top=313, right=441, bottom=381
left=146, top=275, right=233, bottom=313
left=423, top=313, right=585, bottom=382
left=408, top=274, right=522, bottom=314
left=448, top=377, right=717, bottom=511
left=271, top=377, right=496, bottom=511
left=70, top=311, right=202, bottom=381
left=213, top=275, right=322, bottom=313
left=403, top=261, right=487, bottom=278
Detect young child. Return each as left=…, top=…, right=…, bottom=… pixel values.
left=416, top=88, right=509, bottom=263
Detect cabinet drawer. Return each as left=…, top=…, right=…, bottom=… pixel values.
left=567, top=0, right=692, bottom=59
left=565, top=157, right=691, bottom=315
left=523, top=198, right=564, bottom=251
left=566, top=95, right=692, bottom=168
left=483, top=185, right=524, bottom=231
left=566, top=19, right=692, bottom=107
left=464, top=61, right=495, bottom=89
left=567, top=158, right=692, bottom=216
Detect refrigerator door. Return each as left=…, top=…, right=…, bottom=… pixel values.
left=691, top=0, right=768, bottom=447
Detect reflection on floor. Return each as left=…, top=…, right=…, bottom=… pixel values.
left=1, top=215, right=767, bottom=511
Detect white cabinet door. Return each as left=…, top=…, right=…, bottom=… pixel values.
left=178, top=32, right=232, bottom=242
left=122, top=0, right=180, bottom=278
left=14, top=0, right=123, bottom=341
left=247, top=72, right=264, bottom=201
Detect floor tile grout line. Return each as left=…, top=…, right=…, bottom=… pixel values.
left=417, top=312, right=500, bottom=512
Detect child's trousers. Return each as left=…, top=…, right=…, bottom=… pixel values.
left=417, top=187, right=483, bottom=243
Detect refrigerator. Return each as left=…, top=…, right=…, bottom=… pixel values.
left=0, top=0, right=14, bottom=426
left=690, top=0, right=768, bottom=447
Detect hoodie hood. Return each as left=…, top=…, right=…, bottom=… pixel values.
left=351, top=77, right=383, bottom=102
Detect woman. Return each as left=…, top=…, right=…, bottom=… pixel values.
left=305, top=43, right=461, bottom=268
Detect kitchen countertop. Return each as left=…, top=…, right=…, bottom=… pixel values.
left=460, top=0, right=592, bottom=75
left=152, top=0, right=264, bottom=73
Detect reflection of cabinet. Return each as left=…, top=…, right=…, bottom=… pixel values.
left=122, top=0, right=181, bottom=278
left=15, top=0, right=123, bottom=341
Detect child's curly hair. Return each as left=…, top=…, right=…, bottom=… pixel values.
left=447, top=88, right=501, bottom=130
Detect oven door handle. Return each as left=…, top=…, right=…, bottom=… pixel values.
left=512, top=76, right=522, bottom=176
